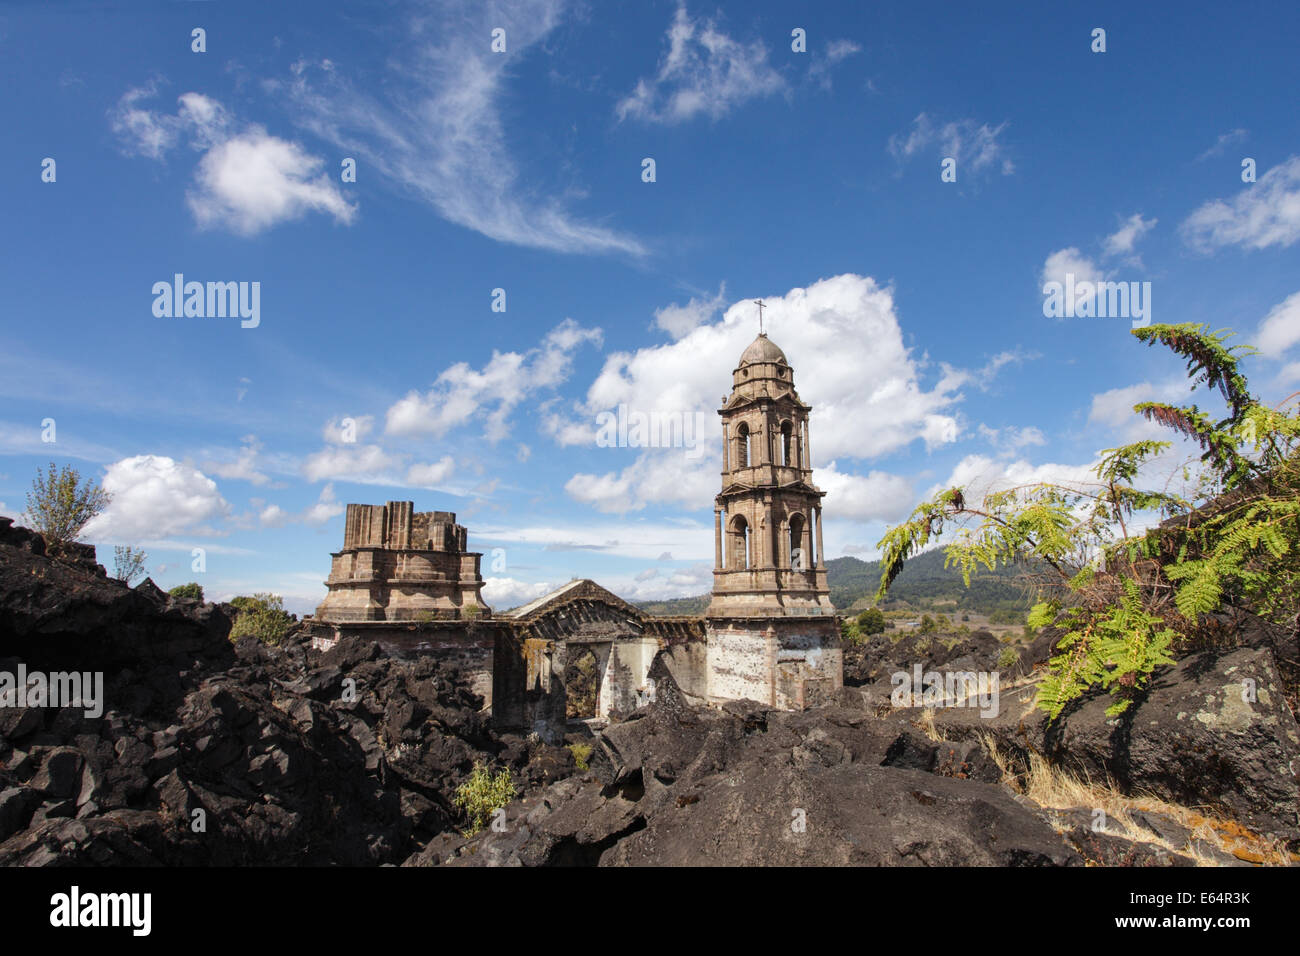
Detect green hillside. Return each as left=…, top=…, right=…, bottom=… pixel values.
left=636, top=593, right=710, bottom=616
left=826, top=548, right=1035, bottom=615
left=635, top=548, right=1037, bottom=618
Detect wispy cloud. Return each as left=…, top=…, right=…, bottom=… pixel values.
left=808, top=38, right=862, bottom=90
left=385, top=319, right=602, bottom=441
left=277, top=0, right=644, bottom=256
left=1196, top=128, right=1248, bottom=161
left=1102, top=213, right=1157, bottom=263
left=1182, top=155, right=1300, bottom=252
left=888, top=113, right=1014, bottom=177
left=615, top=3, right=786, bottom=124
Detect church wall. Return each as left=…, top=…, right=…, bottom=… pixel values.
left=705, top=623, right=775, bottom=705
left=601, top=637, right=661, bottom=718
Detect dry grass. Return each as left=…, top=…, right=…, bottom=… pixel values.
left=916, top=707, right=940, bottom=741
left=980, top=736, right=1296, bottom=867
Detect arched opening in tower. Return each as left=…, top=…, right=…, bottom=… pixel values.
left=729, top=514, right=751, bottom=569
left=781, top=420, right=793, bottom=466
left=789, top=513, right=806, bottom=570
left=736, top=423, right=750, bottom=467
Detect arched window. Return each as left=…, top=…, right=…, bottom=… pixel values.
left=736, top=422, right=750, bottom=468
left=780, top=421, right=793, bottom=466
left=729, top=514, right=751, bottom=569
left=789, top=513, right=806, bottom=570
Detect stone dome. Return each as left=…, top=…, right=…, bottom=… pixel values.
left=739, top=333, right=788, bottom=367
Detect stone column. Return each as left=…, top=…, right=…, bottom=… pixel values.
left=714, top=508, right=723, bottom=569
left=721, top=421, right=728, bottom=473
left=814, top=505, right=825, bottom=569
left=805, top=419, right=814, bottom=471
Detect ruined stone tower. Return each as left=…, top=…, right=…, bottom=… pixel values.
left=314, top=501, right=489, bottom=622
left=704, top=332, right=842, bottom=708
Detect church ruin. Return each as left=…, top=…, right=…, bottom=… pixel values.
left=314, top=502, right=487, bottom=623
left=309, top=330, right=842, bottom=738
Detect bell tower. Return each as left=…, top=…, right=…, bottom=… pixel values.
left=703, top=326, right=841, bottom=711
left=706, top=331, right=834, bottom=616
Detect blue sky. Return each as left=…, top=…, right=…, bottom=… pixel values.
left=2, top=0, right=1299, bottom=613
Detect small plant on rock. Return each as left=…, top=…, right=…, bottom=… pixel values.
left=453, top=761, right=516, bottom=836
left=169, top=582, right=204, bottom=602
left=568, top=742, right=593, bottom=771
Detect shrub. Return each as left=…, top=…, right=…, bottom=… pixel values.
left=169, top=582, right=204, bottom=602
left=25, top=462, right=111, bottom=548
left=453, top=761, right=516, bottom=836
left=228, top=593, right=292, bottom=645
left=112, top=545, right=148, bottom=585
left=874, top=323, right=1300, bottom=720
left=856, top=607, right=887, bottom=635
left=568, top=742, right=592, bottom=771
left=996, top=647, right=1021, bottom=669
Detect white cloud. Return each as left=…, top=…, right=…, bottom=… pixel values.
left=1182, top=155, right=1300, bottom=252
left=1040, top=247, right=1107, bottom=314
left=406, top=456, right=456, bottom=488
left=977, top=424, right=1047, bottom=456
left=386, top=319, right=601, bottom=441
left=187, top=127, right=356, bottom=236
left=1088, top=380, right=1190, bottom=433
left=110, top=85, right=231, bottom=159
left=653, top=283, right=726, bottom=339
left=278, top=0, right=643, bottom=256
left=83, top=455, right=229, bottom=542
left=816, top=462, right=913, bottom=523
left=251, top=483, right=343, bottom=529
left=111, top=86, right=354, bottom=235
left=564, top=467, right=642, bottom=514
left=303, top=483, right=344, bottom=525
left=301, top=443, right=400, bottom=484
left=481, top=577, right=557, bottom=610
left=259, top=504, right=289, bottom=528
left=204, top=435, right=270, bottom=485
left=1103, top=213, right=1157, bottom=261
left=611, top=562, right=713, bottom=601
left=565, top=451, right=721, bottom=516
left=932, top=454, right=1102, bottom=506
left=554, top=274, right=987, bottom=513
left=616, top=3, right=786, bottom=124
left=323, top=415, right=375, bottom=444
left=888, top=113, right=1014, bottom=176
left=1254, top=290, right=1300, bottom=358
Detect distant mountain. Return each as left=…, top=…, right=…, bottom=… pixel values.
left=635, top=593, right=710, bottom=616
left=826, top=549, right=1034, bottom=614
left=635, top=548, right=1036, bottom=617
